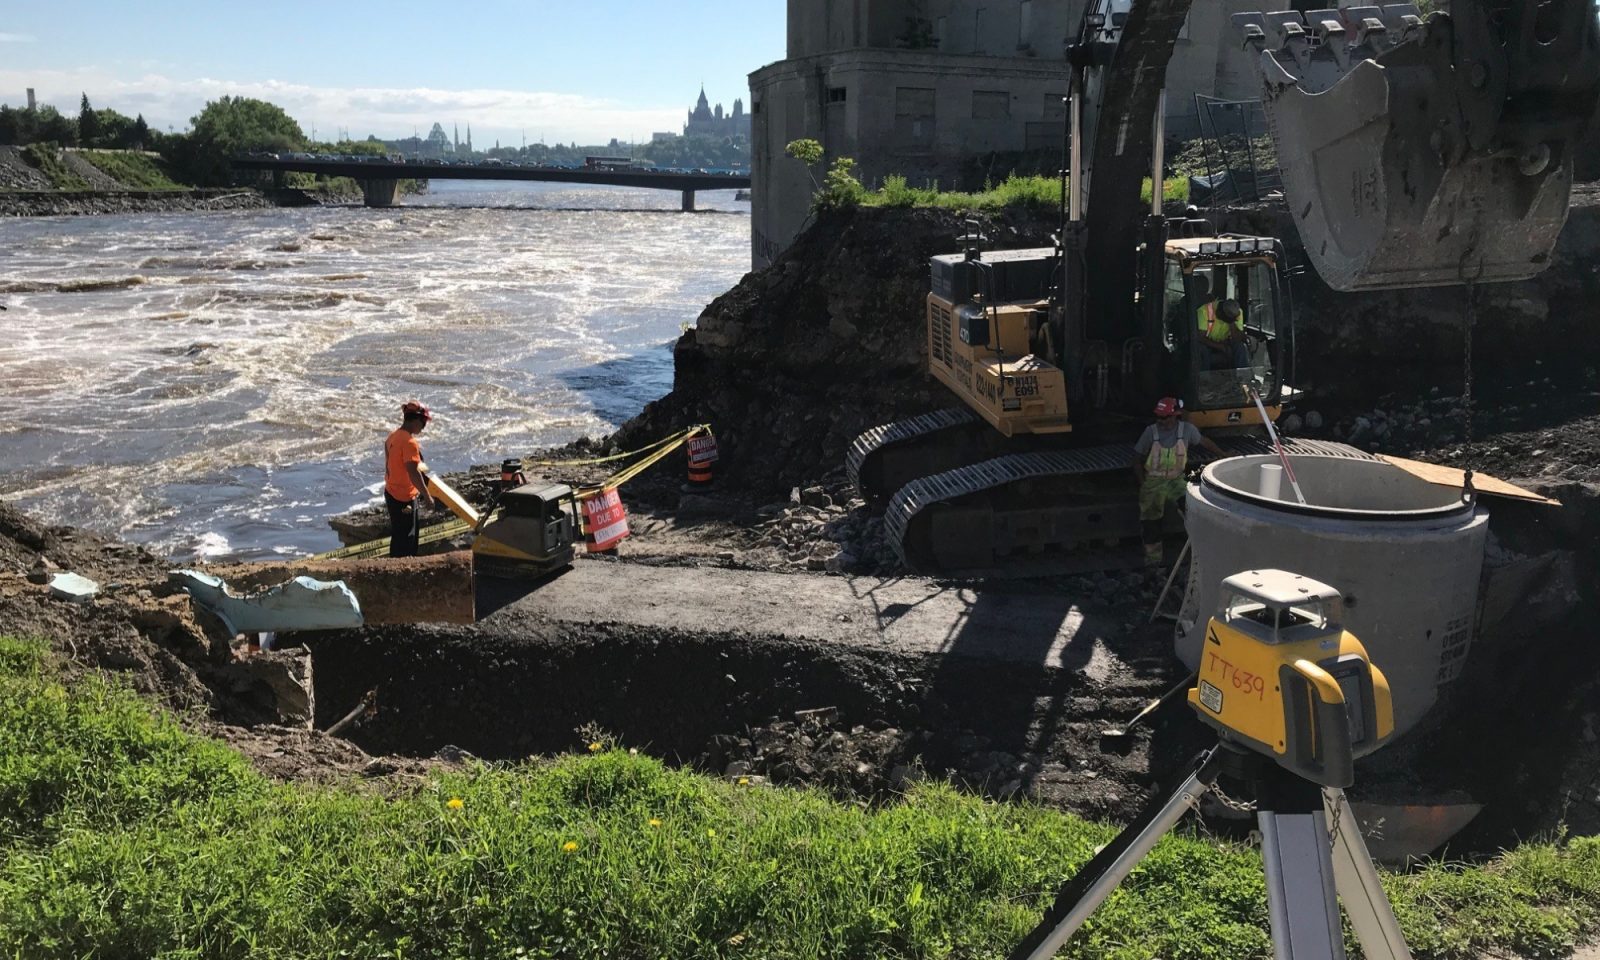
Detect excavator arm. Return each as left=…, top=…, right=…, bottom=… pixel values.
left=1236, top=1, right=1600, bottom=291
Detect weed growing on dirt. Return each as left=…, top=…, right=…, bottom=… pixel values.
left=20, top=144, right=90, bottom=191
left=1, top=636, right=1597, bottom=960
left=78, top=150, right=186, bottom=190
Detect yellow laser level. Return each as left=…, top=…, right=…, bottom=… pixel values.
left=1007, top=569, right=1414, bottom=960
left=1188, top=569, right=1395, bottom=788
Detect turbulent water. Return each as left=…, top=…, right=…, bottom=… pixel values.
left=0, top=181, right=749, bottom=561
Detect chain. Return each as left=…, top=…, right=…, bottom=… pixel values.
left=1210, top=780, right=1258, bottom=813
left=1323, top=788, right=1343, bottom=848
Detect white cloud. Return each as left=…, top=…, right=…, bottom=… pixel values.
left=0, top=33, right=38, bottom=43
left=0, top=66, right=686, bottom=145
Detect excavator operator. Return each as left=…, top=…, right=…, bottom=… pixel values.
left=1193, top=270, right=1249, bottom=369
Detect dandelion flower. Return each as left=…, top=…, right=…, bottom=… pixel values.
left=587, top=741, right=603, bottom=753
left=446, top=797, right=464, bottom=810
left=737, top=777, right=750, bottom=786
left=563, top=840, right=579, bottom=852
left=648, top=818, right=663, bottom=828
left=706, top=828, right=717, bottom=838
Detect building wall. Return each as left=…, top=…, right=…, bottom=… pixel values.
left=755, top=0, right=1270, bottom=266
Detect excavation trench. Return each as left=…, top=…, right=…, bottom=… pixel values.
left=307, top=617, right=1198, bottom=824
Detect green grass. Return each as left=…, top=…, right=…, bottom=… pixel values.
left=2, top=633, right=1598, bottom=959
left=857, top=173, right=1188, bottom=211
left=21, top=144, right=90, bottom=191
left=77, top=149, right=187, bottom=190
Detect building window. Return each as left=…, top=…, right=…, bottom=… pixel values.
left=974, top=8, right=987, bottom=54
left=972, top=90, right=1010, bottom=120
left=1019, top=0, right=1033, bottom=45
left=827, top=86, right=847, bottom=104
left=752, top=99, right=762, bottom=114
left=936, top=16, right=947, bottom=48
left=895, top=86, right=936, bottom=149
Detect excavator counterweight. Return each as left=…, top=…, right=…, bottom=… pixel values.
left=1238, top=2, right=1600, bottom=291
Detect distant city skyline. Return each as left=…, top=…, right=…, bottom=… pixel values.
left=0, top=1, right=784, bottom=144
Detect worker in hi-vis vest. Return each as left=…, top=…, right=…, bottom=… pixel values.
left=1132, top=396, right=1224, bottom=568
left=1197, top=296, right=1250, bottom=369
left=384, top=401, right=435, bottom=558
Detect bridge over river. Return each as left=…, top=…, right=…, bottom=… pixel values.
left=230, top=157, right=751, bottom=211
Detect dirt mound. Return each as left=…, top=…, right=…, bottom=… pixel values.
left=611, top=206, right=1059, bottom=499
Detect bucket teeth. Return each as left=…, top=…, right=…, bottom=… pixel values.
left=1234, top=2, right=1597, bottom=291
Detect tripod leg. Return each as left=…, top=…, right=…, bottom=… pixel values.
left=1258, top=771, right=1344, bottom=960
left=1008, top=749, right=1221, bottom=960
left=1324, top=788, right=1413, bottom=960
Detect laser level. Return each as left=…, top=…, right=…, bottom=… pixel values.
left=1009, top=569, right=1412, bottom=960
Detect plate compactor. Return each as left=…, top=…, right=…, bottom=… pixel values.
left=425, top=461, right=578, bottom=580
left=1010, top=569, right=1409, bottom=960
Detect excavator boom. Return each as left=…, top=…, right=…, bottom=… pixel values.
left=1238, top=2, right=1600, bottom=291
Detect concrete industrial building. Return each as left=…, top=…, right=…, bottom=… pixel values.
left=749, top=0, right=1264, bottom=267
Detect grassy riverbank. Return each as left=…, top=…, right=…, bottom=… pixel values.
left=2, top=634, right=1597, bottom=959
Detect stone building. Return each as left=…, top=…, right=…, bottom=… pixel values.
left=748, top=0, right=1265, bottom=267
left=684, top=87, right=752, bottom=139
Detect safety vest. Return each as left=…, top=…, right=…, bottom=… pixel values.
left=1145, top=438, right=1188, bottom=480
left=1197, top=301, right=1243, bottom=343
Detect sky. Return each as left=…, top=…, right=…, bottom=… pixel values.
left=0, top=2, right=787, bottom=146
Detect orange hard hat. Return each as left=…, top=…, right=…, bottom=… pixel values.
left=401, top=401, right=432, bottom=422
left=1153, top=396, right=1180, bottom=417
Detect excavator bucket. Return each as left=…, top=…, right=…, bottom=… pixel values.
left=1235, top=3, right=1600, bottom=291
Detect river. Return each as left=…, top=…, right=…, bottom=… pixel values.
left=0, top=180, right=749, bottom=561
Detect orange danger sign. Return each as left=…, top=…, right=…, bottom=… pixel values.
left=687, top=434, right=719, bottom=466
left=580, top=487, right=630, bottom=552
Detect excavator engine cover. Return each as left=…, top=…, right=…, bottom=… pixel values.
left=1237, top=3, right=1600, bottom=291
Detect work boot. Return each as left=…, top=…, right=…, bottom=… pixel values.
left=1143, top=543, right=1163, bottom=568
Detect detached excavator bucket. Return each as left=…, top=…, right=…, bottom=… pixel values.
left=1235, top=3, right=1600, bottom=292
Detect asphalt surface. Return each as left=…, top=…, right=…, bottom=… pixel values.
left=475, top=557, right=1129, bottom=683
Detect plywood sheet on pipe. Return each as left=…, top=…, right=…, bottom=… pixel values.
left=1379, top=455, right=1557, bottom=505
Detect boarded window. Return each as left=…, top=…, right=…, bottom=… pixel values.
left=1019, top=0, right=1033, bottom=44
left=936, top=16, right=947, bottom=48
left=895, top=87, right=936, bottom=148
left=1025, top=121, right=1066, bottom=151
left=972, top=90, right=1010, bottom=120
left=1043, top=93, right=1067, bottom=120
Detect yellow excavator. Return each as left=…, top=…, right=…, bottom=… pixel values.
left=847, top=0, right=1597, bottom=575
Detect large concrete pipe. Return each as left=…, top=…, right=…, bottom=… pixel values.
left=1179, top=455, right=1488, bottom=738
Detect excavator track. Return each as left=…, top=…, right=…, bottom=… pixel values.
left=846, top=407, right=989, bottom=506
left=885, top=437, right=1376, bottom=576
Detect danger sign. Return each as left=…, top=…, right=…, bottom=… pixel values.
left=687, top=434, right=720, bottom=465
left=580, top=487, right=630, bottom=552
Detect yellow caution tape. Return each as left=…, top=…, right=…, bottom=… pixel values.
left=524, top=425, right=707, bottom=468
left=311, top=517, right=472, bottom=562
left=312, top=424, right=714, bottom=561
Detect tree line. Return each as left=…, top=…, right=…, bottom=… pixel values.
left=0, top=95, right=152, bottom=152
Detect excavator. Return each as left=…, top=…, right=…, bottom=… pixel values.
left=846, top=0, right=1598, bottom=575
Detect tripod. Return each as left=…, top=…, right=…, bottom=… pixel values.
left=1008, top=743, right=1412, bottom=960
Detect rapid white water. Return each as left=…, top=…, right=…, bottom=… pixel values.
left=0, top=181, right=748, bottom=560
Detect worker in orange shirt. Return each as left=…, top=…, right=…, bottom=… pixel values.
left=384, top=401, right=435, bottom=558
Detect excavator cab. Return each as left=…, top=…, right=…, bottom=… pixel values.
left=1149, top=235, right=1290, bottom=429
